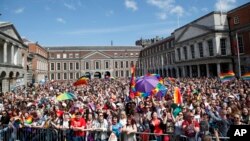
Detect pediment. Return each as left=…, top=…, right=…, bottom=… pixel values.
left=0, top=23, right=23, bottom=42
left=176, top=24, right=211, bottom=43
left=83, top=51, right=112, bottom=59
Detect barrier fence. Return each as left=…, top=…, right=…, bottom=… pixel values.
left=0, top=126, right=230, bottom=141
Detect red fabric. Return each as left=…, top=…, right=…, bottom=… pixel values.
left=182, top=120, right=199, bottom=137
left=71, top=118, right=86, bottom=136
left=152, top=119, right=163, bottom=135
left=56, top=110, right=64, bottom=117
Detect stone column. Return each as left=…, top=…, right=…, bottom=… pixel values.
left=206, top=64, right=210, bottom=77
left=11, top=44, right=14, bottom=64
left=189, top=65, right=193, bottom=77
left=182, top=66, right=186, bottom=77
left=3, top=41, right=7, bottom=63
left=217, top=63, right=221, bottom=76
left=197, top=65, right=201, bottom=77
left=229, top=63, right=233, bottom=71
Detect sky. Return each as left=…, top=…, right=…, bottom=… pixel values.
left=0, top=0, right=248, bottom=46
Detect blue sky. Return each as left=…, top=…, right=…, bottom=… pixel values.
left=0, top=0, right=248, bottom=46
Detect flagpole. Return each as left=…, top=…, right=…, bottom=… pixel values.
left=236, top=32, right=241, bottom=77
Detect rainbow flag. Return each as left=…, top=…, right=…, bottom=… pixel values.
left=174, top=87, right=182, bottom=104
left=25, top=116, right=32, bottom=124
left=219, top=71, right=235, bottom=83
left=242, top=72, right=250, bottom=81
left=129, top=65, right=136, bottom=99
left=73, top=76, right=88, bottom=86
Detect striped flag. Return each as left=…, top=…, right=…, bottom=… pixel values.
left=129, top=65, right=136, bottom=99
left=242, top=72, right=250, bottom=81
left=174, top=87, right=182, bottom=105
left=73, top=76, right=88, bottom=86
left=219, top=71, right=235, bottom=83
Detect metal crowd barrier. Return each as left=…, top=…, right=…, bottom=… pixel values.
left=0, top=126, right=230, bottom=141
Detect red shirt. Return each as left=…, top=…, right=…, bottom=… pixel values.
left=152, top=119, right=163, bottom=135
left=71, top=118, right=86, bottom=136
left=182, top=120, right=199, bottom=137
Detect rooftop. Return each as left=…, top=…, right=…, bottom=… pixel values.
left=45, top=46, right=143, bottom=51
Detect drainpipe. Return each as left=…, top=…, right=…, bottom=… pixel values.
left=227, top=16, right=236, bottom=73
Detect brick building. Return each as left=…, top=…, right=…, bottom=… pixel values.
left=227, top=2, right=250, bottom=76
left=27, top=42, right=48, bottom=83
left=46, top=46, right=142, bottom=80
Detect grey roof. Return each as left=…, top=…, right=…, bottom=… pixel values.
left=44, top=46, right=143, bottom=51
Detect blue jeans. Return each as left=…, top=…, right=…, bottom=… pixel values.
left=72, top=136, right=85, bottom=141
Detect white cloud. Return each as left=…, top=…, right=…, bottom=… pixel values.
left=14, top=7, right=24, bottom=14
left=56, top=18, right=66, bottom=24
left=125, top=0, right=138, bottom=11
left=157, top=12, right=167, bottom=20
left=64, top=3, right=76, bottom=10
left=147, top=0, right=184, bottom=20
left=215, top=0, right=237, bottom=12
left=170, top=6, right=184, bottom=16
left=147, top=0, right=174, bottom=9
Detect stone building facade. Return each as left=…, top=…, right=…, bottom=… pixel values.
left=0, top=22, right=28, bottom=92
left=139, top=12, right=233, bottom=78
left=46, top=46, right=142, bottom=81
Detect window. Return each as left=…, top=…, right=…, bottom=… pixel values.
left=177, top=48, right=181, bottom=61
left=76, top=62, right=79, bottom=70
left=183, top=47, right=187, bottom=60
left=70, top=73, right=73, bottom=79
left=131, top=61, right=134, bottom=67
left=57, top=73, right=61, bottom=80
left=114, top=53, right=118, bottom=56
left=62, top=63, right=66, bottom=70
left=56, top=54, right=61, bottom=59
left=130, top=53, right=133, bottom=56
left=51, top=73, right=54, bottom=80
left=121, top=71, right=124, bottom=77
left=50, top=63, right=54, bottom=71
left=63, top=54, right=67, bottom=58
left=69, top=53, right=73, bottom=58
left=120, top=61, right=123, bottom=68
left=64, top=73, right=67, bottom=80
left=198, top=42, right=203, bottom=57
left=86, top=62, right=89, bottom=69
left=115, top=61, right=118, bottom=68
left=208, top=40, right=214, bottom=56
left=234, top=16, right=240, bottom=24
left=238, top=36, right=244, bottom=53
left=115, top=71, right=118, bottom=77
left=70, top=63, right=73, bottom=70
left=191, top=45, right=195, bottom=59
left=95, top=61, right=100, bottom=69
left=126, top=70, right=129, bottom=77
left=50, top=53, right=55, bottom=58
left=105, top=62, right=109, bottom=69
left=220, top=38, right=227, bottom=55
left=126, top=61, right=128, bottom=68
left=135, top=53, right=139, bottom=56
left=76, top=73, right=79, bottom=79
left=57, top=63, right=61, bottom=70
left=75, top=53, right=79, bottom=58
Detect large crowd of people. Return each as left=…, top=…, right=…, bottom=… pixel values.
left=0, top=77, right=249, bottom=141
